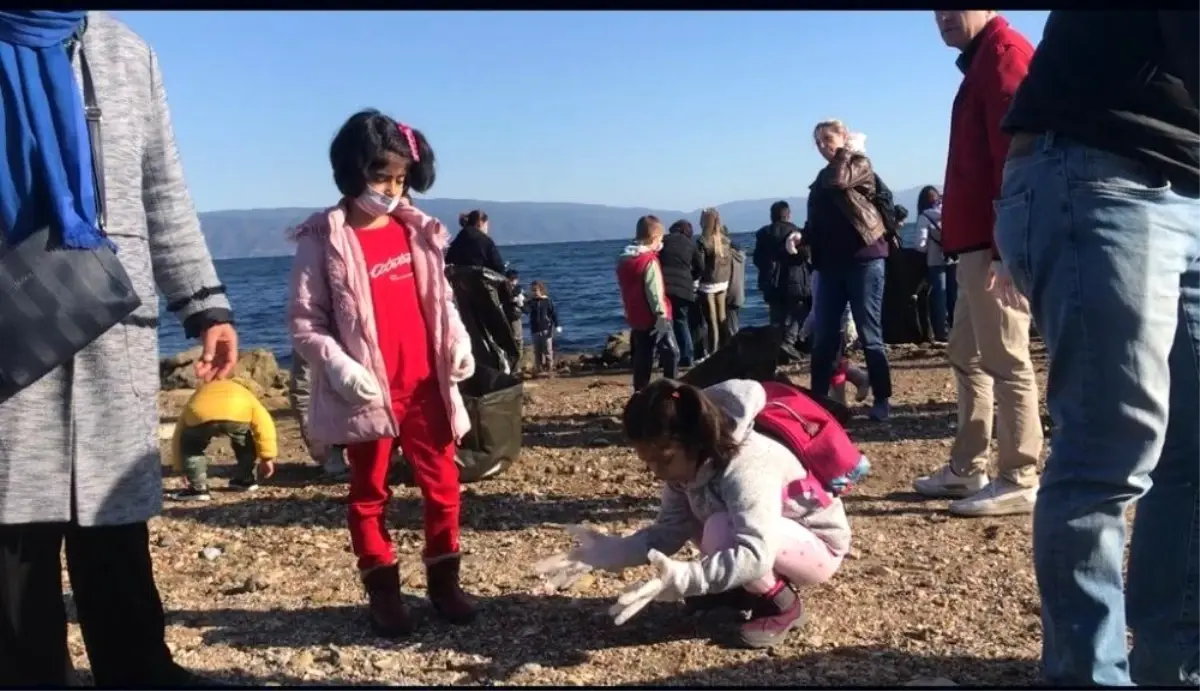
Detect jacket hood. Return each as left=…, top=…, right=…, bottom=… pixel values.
left=620, top=243, right=658, bottom=258
left=702, top=379, right=767, bottom=445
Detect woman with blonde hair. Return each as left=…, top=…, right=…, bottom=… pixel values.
left=697, top=207, right=733, bottom=355
left=803, top=119, right=893, bottom=421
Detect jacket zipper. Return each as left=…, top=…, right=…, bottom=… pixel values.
left=333, top=218, right=399, bottom=433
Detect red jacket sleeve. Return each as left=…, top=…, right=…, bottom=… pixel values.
left=980, top=45, right=1032, bottom=259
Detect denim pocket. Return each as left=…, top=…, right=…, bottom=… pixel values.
left=1071, top=146, right=1173, bottom=200
left=993, top=191, right=1033, bottom=297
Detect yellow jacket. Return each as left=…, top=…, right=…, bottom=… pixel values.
left=170, top=379, right=278, bottom=471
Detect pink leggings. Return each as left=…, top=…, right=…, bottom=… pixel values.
left=698, top=512, right=843, bottom=594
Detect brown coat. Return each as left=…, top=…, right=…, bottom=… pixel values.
left=817, top=149, right=885, bottom=247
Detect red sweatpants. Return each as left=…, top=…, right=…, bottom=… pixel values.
left=344, top=379, right=460, bottom=571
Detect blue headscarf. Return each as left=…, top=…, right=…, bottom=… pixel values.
left=0, top=10, right=107, bottom=250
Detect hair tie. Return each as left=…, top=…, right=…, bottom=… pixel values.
left=397, top=123, right=420, bottom=162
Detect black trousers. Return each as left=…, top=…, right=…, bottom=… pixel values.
left=0, top=521, right=177, bottom=686
left=631, top=327, right=679, bottom=391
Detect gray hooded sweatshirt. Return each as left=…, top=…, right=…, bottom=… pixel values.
left=606, top=379, right=853, bottom=597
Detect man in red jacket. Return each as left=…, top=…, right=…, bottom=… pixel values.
left=911, top=11, right=1043, bottom=517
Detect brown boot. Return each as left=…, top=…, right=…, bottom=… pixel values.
left=361, top=563, right=415, bottom=637
left=425, top=554, right=477, bottom=625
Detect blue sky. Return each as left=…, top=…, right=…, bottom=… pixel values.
left=115, top=10, right=1049, bottom=213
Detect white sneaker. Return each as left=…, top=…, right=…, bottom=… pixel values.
left=949, top=480, right=1037, bottom=517
left=913, top=464, right=989, bottom=499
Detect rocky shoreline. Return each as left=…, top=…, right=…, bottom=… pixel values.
left=158, top=331, right=644, bottom=395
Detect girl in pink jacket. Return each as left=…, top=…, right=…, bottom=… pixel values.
left=288, top=109, right=476, bottom=637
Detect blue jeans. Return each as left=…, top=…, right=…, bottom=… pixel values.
left=668, top=296, right=694, bottom=366
left=995, top=132, right=1200, bottom=686
left=809, top=259, right=891, bottom=401
left=928, top=264, right=957, bottom=340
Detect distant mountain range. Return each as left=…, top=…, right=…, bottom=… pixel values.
left=197, top=187, right=926, bottom=260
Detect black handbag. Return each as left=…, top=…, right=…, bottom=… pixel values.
left=0, top=49, right=141, bottom=403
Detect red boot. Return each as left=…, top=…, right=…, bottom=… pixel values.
left=361, top=563, right=415, bottom=637
left=426, top=555, right=477, bottom=625
left=738, top=580, right=808, bottom=649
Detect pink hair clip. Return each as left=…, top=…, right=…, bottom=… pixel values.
left=397, top=123, right=420, bottom=162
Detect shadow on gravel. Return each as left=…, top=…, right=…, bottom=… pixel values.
left=621, top=645, right=1041, bottom=686
left=841, top=492, right=942, bottom=517
left=524, top=412, right=624, bottom=450
left=179, top=593, right=716, bottom=683
left=162, top=491, right=658, bottom=532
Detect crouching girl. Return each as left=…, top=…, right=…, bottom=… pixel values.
left=289, top=109, right=477, bottom=637
left=537, top=378, right=856, bottom=649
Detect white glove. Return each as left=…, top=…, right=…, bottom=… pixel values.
left=555, top=326, right=563, bottom=334
left=324, top=352, right=382, bottom=405
left=608, top=549, right=691, bottom=626
left=534, top=525, right=627, bottom=591
left=449, top=341, right=474, bottom=383
left=785, top=231, right=803, bottom=256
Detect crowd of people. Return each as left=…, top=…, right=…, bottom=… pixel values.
left=0, top=8, right=1195, bottom=688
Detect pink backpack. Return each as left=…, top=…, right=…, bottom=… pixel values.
left=755, top=380, right=869, bottom=508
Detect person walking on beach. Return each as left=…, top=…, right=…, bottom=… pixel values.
left=289, top=109, right=478, bottom=637
left=911, top=11, right=1042, bottom=517
left=527, top=280, right=560, bottom=375
left=803, top=122, right=893, bottom=421
left=659, top=219, right=704, bottom=367
left=994, top=10, right=1199, bottom=685
left=0, top=11, right=235, bottom=686
left=914, top=186, right=954, bottom=343
left=697, top=208, right=734, bottom=355
left=168, top=378, right=278, bottom=501
left=753, top=201, right=812, bottom=361
left=616, top=215, right=679, bottom=391
left=504, top=268, right=526, bottom=363
left=725, top=236, right=746, bottom=339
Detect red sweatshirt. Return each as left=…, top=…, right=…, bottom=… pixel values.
left=353, top=218, right=435, bottom=396
left=941, top=16, right=1034, bottom=259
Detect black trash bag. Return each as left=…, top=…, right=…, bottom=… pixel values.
left=882, top=248, right=932, bottom=344
left=445, top=264, right=520, bottom=373
left=393, top=365, right=524, bottom=486
left=681, top=324, right=852, bottom=426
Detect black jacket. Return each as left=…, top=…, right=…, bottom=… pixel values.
left=446, top=226, right=506, bottom=274
left=528, top=296, right=558, bottom=335
left=658, top=232, right=703, bottom=302
left=752, top=221, right=812, bottom=301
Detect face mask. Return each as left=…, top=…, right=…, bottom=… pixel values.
left=356, top=187, right=399, bottom=216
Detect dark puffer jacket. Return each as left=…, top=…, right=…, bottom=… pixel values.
left=752, top=221, right=812, bottom=301
left=659, top=232, right=703, bottom=302
left=446, top=226, right=506, bottom=274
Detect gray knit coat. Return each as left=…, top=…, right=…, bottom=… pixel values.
left=0, top=12, right=232, bottom=526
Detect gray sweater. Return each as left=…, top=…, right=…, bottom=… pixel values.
left=0, top=13, right=231, bottom=526
left=606, top=380, right=852, bottom=597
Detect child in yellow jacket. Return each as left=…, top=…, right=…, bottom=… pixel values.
left=169, top=378, right=278, bottom=501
